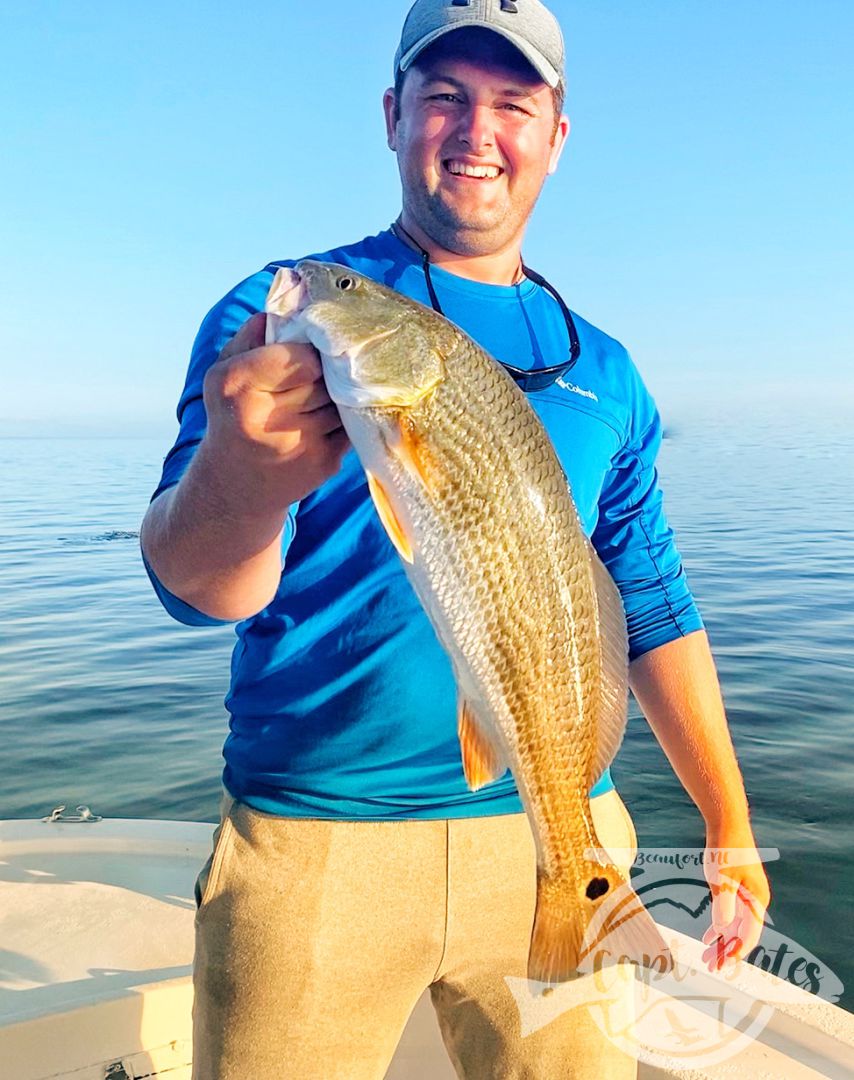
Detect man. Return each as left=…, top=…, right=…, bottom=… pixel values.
left=141, top=1, right=771, bottom=1076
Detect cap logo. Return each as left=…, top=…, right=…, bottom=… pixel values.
left=448, top=0, right=520, bottom=13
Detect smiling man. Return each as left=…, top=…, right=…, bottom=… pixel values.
left=386, top=27, right=568, bottom=263
left=140, top=1, right=770, bottom=1077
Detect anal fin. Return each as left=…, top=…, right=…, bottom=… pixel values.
left=458, top=698, right=507, bottom=791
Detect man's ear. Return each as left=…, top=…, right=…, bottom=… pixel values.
left=548, top=114, right=570, bottom=175
left=383, top=88, right=398, bottom=151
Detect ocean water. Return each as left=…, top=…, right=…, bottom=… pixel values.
left=1, top=402, right=852, bottom=1009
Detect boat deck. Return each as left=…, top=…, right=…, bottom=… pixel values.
left=1, top=816, right=851, bottom=1079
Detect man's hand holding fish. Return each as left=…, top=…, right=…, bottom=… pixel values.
left=143, top=316, right=348, bottom=620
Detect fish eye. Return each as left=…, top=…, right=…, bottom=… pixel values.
left=336, top=276, right=356, bottom=291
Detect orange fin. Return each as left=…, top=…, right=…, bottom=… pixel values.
left=528, top=865, right=672, bottom=985
left=458, top=699, right=507, bottom=791
left=390, top=415, right=437, bottom=492
left=366, top=470, right=414, bottom=564
left=528, top=873, right=586, bottom=984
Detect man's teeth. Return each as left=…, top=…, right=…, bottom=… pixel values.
left=446, top=161, right=501, bottom=178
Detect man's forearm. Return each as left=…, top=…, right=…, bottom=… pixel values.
left=629, top=629, right=771, bottom=962
left=140, top=440, right=287, bottom=622
left=628, top=629, right=751, bottom=835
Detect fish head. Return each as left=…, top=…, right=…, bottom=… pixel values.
left=266, top=261, right=453, bottom=409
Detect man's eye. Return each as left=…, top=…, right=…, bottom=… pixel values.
left=429, top=93, right=461, bottom=103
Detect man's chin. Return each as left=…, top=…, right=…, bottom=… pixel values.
left=426, top=209, right=518, bottom=256
left=441, top=233, right=513, bottom=257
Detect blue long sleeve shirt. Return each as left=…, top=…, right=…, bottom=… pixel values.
left=146, top=228, right=703, bottom=819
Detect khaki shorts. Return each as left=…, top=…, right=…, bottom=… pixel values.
left=192, top=789, right=638, bottom=1080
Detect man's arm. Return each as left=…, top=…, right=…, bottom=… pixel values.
left=629, top=628, right=771, bottom=969
left=141, top=313, right=349, bottom=622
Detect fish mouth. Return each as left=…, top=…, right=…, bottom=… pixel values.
left=267, top=266, right=307, bottom=319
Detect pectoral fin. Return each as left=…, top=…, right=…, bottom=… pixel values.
left=366, top=470, right=414, bottom=564
left=458, top=698, right=507, bottom=791
left=389, top=415, right=437, bottom=492
left=384, top=412, right=444, bottom=494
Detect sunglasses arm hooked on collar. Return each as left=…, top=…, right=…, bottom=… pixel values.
left=391, top=219, right=581, bottom=394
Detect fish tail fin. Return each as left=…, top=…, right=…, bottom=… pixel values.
left=528, top=874, right=586, bottom=984
left=578, top=863, right=672, bottom=975
left=528, top=865, right=672, bottom=985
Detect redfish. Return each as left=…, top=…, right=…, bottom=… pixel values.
left=265, top=261, right=670, bottom=982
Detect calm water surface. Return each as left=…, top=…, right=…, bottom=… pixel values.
left=1, top=403, right=852, bottom=1007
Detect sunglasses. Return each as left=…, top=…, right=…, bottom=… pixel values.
left=393, top=221, right=581, bottom=393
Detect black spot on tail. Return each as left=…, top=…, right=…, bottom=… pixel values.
left=586, top=877, right=610, bottom=900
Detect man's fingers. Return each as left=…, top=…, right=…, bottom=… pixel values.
left=218, top=312, right=268, bottom=362
left=701, top=927, right=741, bottom=970
left=240, top=343, right=322, bottom=393
left=264, top=401, right=344, bottom=438
left=212, top=310, right=324, bottom=393
left=733, top=886, right=767, bottom=956
left=210, top=339, right=324, bottom=396
left=277, top=378, right=335, bottom=414
left=704, top=879, right=743, bottom=971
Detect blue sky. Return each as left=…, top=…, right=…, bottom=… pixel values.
left=1, top=1, right=852, bottom=435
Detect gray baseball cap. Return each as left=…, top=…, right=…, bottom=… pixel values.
left=394, top=0, right=565, bottom=89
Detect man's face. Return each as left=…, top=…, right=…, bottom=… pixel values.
left=383, top=50, right=569, bottom=257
